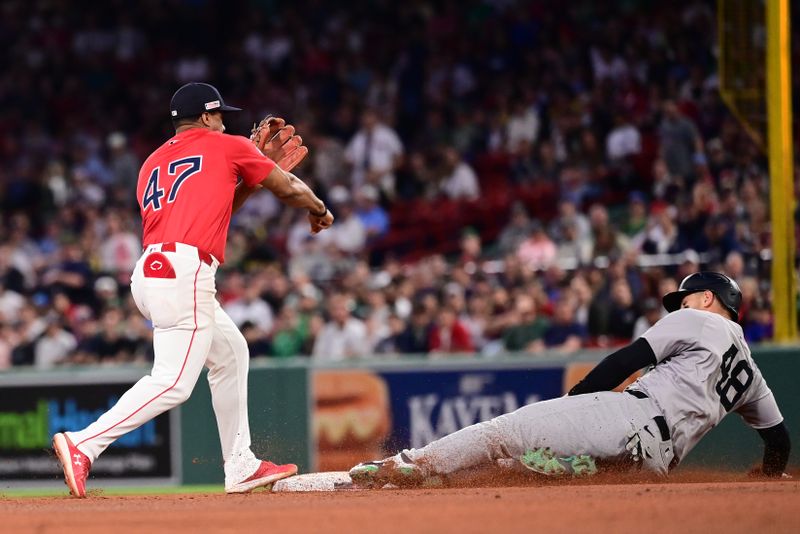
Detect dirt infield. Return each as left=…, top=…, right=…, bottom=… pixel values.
left=2, top=474, right=798, bottom=534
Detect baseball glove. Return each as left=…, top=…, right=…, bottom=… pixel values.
left=250, top=116, right=309, bottom=172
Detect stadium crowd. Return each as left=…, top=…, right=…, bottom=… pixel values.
left=0, top=0, right=796, bottom=369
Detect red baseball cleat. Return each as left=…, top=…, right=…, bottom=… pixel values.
left=225, top=461, right=298, bottom=494
left=53, top=433, right=91, bottom=498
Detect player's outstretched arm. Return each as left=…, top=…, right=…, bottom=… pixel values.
left=755, top=421, right=791, bottom=477
left=259, top=166, right=334, bottom=234
left=568, top=338, right=657, bottom=396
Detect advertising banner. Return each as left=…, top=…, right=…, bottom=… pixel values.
left=0, top=382, right=176, bottom=481
left=313, top=365, right=563, bottom=471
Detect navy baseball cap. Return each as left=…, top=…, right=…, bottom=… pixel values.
left=170, top=82, right=242, bottom=119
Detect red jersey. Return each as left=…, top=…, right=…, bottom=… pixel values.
left=137, top=128, right=276, bottom=263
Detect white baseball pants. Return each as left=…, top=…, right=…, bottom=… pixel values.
left=403, top=391, right=675, bottom=476
left=67, top=243, right=261, bottom=486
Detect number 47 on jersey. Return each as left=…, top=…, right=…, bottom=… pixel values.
left=142, top=156, right=203, bottom=211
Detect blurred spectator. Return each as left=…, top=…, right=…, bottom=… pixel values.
left=311, top=132, right=347, bottom=188
left=695, top=214, right=740, bottom=265
left=396, top=303, right=434, bottom=354
left=458, top=228, right=482, bottom=265
left=510, top=139, right=538, bottom=184
left=590, top=45, right=629, bottom=82
left=641, top=204, right=680, bottom=254
left=506, top=99, right=541, bottom=153
left=34, top=317, right=77, bottom=369
left=287, top=211, right=336, bottom=281
left=606, top=113, right=641, bottom=161
left=543, top=297, right=586, bottom=353
left=497, top=203, right=533, bottom=256
left=42, top=243, right=93, bottom=305
left=723, top=250, right=745, bottom=280
left=71, top=168, right=107, bottom=207
left=550, top=197, right=591, bottom=245
left=72, top=143, right=113, bottom=188
left=270, top=304, right=307, bottom=358
left=99, top=214, right=140, bottom=275
left=227, top=284, right=274, bottom=336
left=0, top=281, right=25, bottom=320
left=75, top=308, right=134, bottom=363
left=659, top=100, right=704, bottom=180
left=429, top=306, right=474, bottom=355
left=555, top=219, right=592, bottom=268
left=517, top=221, right=557, bottom=271
left=234, top=191, right=281, bottom=234
left=355, top=185, right=389, bottom=241
left=462, top=294, right=490, bottom=353
left=575, top=129, right=607, bottom=177
left=622, top=192, right=649, bottom=239
left=536, top=141, right=563, bottom=183
left=373, top=314, right=407, bottom=354
left=12, top=304, right=48, bottom=365
left=744, top=298, right=773, bottom=343
left=241, top=321, right=271, bottom=358
left=677, top=249, right=702, bottom=280
left=569, top=274, right=594, bottom=326
left=344, top=108, right=404, bottom=199
left=439, top=147, right=480, bottom=200
left=312, top=294, right=369, bottom=361
left=558, top=165, right=596, bottom=205
left=363, top=288, right=392, bottom=350
left=651, top=158, right=681, bottom=202
left=93, top=276, right=122, bottom=313
left=106, top=132, right=139, bottom=197
left=502, top=294, right=547, bottom=353
left=326, top=186, right=368, bottom=255
left=606, top=279, right=638, bottom=341
left=588, top=204, right=628, bottom=260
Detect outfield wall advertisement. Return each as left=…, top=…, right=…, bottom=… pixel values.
left=0, top=381, right=177, bottom=482
left=313, top=365, right=564, bottom=471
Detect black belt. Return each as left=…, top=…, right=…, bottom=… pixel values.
left=625, top=390, right=671, bottom=441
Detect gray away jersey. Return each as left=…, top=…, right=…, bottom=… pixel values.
left=636, top=308, right=783, bottom=463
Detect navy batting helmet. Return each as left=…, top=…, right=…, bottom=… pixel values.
left=662, top=271, right=742, bottom=322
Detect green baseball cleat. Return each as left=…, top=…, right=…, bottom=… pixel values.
left=349, top=461, right=384, bottom=488
left=349, top=453, right=428, bottom=488
left=520, top=447, right=598, bottom=477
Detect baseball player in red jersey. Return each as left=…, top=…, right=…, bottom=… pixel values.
left=53, top=82, right=333, bottom=497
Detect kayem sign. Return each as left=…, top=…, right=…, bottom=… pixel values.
left=0, top=382, right=176, bottom=481
left=383, top=368, right=564, bottom=449
left=313, top=365, right=563, bottom=471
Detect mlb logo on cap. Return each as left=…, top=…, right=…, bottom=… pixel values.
left=170, top=83, right=242, bottom=120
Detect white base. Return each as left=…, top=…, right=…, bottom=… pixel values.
left=271, top=471, right=361, bottom=492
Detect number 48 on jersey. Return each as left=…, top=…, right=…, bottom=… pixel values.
left=142, top=156, right=203, bottom=211
left=715, top=345, right=754, bottom=411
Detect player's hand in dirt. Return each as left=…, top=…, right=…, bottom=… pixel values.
left=308, top=207, right=334, bottom=235
left=251, top=116, right=309, bottom=172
